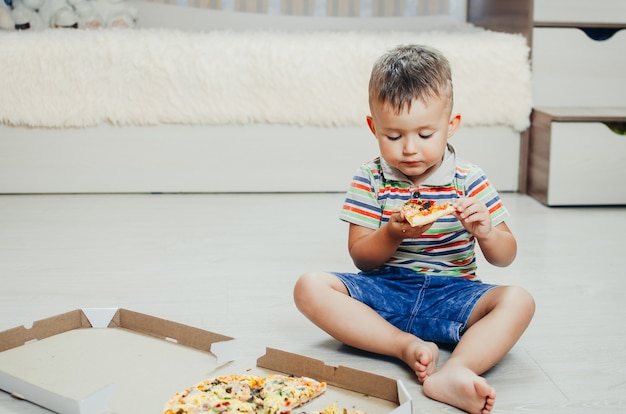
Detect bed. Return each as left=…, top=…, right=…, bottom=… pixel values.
left=0, top=0, right=533, bottom=193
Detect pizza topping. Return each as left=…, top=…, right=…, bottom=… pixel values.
left=401, top=198, right=456, bottom=227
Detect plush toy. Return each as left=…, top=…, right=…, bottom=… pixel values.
left=91, top=0, right=136, bottom=28
left=68, top=0, right=101, bottom=28
left=1, top=0, right=134, bottom=29
left=51, top=5, right=78, bottom=27
left=10, top=0, right=45, bottom=30
left=38, top=0, right=78, bottom=28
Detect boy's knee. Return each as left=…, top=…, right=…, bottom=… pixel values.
left=483, top=285, right=535, bottom=322
left=507, top=286, right=535, bottom=319
left=294, top=272, right=343, bottom=313
left=293, top=272, right=318, bottom=310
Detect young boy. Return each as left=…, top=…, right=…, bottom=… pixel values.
left=293, top=45, right=535, bottom=414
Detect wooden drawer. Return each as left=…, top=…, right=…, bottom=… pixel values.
left=534, top=0, right=626, bottom=24
left=527, top=108, right=626, bottom=206
left=531, top=28, right=626, bottom=107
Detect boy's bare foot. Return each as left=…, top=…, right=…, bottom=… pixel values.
left=422, top=365, right=496, bottom=414
left=401, top=339, right=439, bottom=383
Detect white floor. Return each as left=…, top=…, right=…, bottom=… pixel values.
left=0, top=192, right=625, bottom=413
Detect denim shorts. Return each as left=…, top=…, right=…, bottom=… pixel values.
left=333, top=267, right=497, bottom=344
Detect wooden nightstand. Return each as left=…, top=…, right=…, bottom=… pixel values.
left=525, top=0, right=626, bottom=205
left=527, top=107, right=626, bottom=206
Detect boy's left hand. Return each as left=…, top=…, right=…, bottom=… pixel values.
left=453, top=197, right=493, bottom=240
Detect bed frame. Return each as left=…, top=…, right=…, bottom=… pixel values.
left=0, top=0, right=533, bottom=194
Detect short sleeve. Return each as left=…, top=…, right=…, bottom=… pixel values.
left=339, top=164, right=384, bottom=230
left=464, top=166, right=510, bottom=227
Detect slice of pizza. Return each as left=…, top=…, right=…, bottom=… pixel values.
left=401, top=198, right=456, bottom=227
left=260, top=374, right=327, bottom=413
left=163, top=374, right=327, bottom=414
left=163, top=374, right=260, bottom=414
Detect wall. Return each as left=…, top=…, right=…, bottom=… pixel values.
left=141, top=0, right=467, bottom=19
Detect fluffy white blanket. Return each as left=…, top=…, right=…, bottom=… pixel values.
left=0, top=27, right=531, bottom=130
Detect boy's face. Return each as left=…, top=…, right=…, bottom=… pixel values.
left=367, top=95, right=460, bottom=184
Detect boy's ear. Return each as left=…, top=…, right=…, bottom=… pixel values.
left=366, top=116, right=376, bottom=135
left=447, top=113, right=461, bottom=138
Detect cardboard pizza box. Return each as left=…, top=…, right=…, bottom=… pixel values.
left=0, top=309, right=412, bottom=414
left=0, top=308, right=238, bottom=414
left=199, top=347, right=412, bottom=413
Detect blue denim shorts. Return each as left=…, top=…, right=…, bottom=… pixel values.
left=333, top=267, right=497, bottom=344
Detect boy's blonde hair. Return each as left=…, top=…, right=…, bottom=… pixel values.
left=368, top=44, right=453, bottom=114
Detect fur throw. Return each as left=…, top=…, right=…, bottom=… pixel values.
left=0, top=28, right=531, bottom=130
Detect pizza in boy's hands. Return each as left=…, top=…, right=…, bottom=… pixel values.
left=401, top=198, right=456, bottom=227
left=163, top=374, right=327, bottom=414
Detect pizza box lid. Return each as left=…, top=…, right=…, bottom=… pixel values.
left=0, top=308, right=238, bottom=414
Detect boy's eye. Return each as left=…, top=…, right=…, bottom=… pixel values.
left=419, top=133, right=434, bottom=139
left=386, top=135, right=401, bottom=141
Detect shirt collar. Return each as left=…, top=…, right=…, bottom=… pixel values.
left=380, top=143, right=457, bottom=186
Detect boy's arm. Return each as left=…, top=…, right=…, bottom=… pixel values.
left=347, top=213, right=433, bottom=271
left=454, top=198, right=517, bottom=267
left=476, top=222, right=517, bottom=267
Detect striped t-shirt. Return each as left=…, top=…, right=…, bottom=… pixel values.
left=339, top=144, right=510, bottom=280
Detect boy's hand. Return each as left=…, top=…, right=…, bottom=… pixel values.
left=453, top=197, right=493, bottom=240
left=390, top=211, right=434, bottom=239
left=348, top=212, right=434, bottom=271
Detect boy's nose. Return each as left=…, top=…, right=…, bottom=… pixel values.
left=403, top=137, right=419, bottom=154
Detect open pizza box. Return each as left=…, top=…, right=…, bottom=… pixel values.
left=0, top=308, right=412, bottom=414
left=0, top=308, right=238, bottom=413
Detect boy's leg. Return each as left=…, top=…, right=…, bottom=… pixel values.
left=423, top=285, right=535, bottom=414
left=293, top=271, right=439, bottom=382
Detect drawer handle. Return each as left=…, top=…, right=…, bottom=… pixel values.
left=580, top=27, right=624, bottom=41
left=605, top=122, right=626, bottom=136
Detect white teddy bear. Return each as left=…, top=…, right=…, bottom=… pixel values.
left=68, top=0, right=102, bottom=29
left=10, top=0, right=45, bottom=30
left=38, top=0, right=78, bottom=28
left=91, top=0, right=136, bottom=28
left=0, top=0, right=134, bottom=29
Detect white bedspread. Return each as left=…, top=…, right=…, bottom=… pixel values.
left=0, top=27, right=531, bottom=130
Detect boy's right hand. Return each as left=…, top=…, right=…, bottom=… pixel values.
left=348, top=213, right=433, bottom=271
left=389, top=211, right=434, bottom=240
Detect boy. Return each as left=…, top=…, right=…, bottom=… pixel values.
left=293, top=45, right=535, bottom=414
